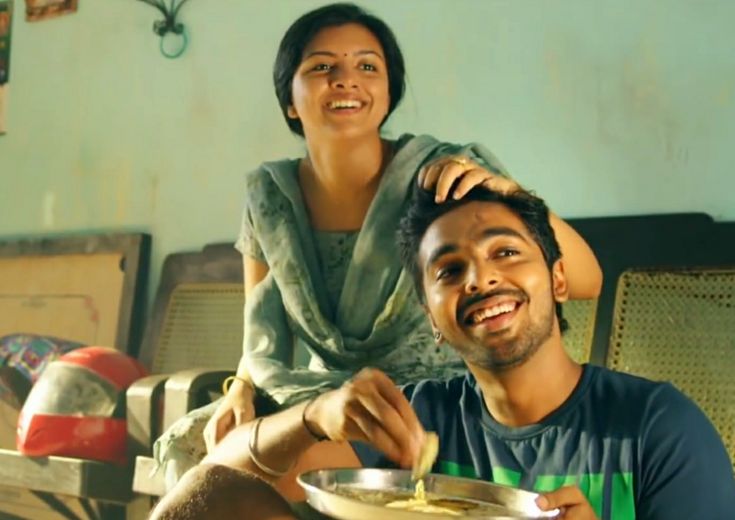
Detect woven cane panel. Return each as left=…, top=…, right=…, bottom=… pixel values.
left=152, top=283, right=244, bottom=374
left=608, top=270, right=735, bottom=463
left=562, top=299, right=597, bottom=363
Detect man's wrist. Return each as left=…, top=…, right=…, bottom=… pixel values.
left=302, top=396, right=328, bottom=441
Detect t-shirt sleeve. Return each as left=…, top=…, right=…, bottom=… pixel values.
left=234, top=191, right=266, bottom=263
left=636, top=383, right=735, bottom=520
left=350, top=381, right=442, bottom=468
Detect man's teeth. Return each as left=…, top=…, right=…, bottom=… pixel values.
left=471, top=303, right=516, bottom=324
left=328, top=100, right=361, bottom=109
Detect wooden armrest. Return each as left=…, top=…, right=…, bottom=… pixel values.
left=162, top=369, right=233, bottom=431
left=127, top=374, right=169, bottom=456
left=0, top=448, right=133, bottom=502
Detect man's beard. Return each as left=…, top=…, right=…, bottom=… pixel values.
left=455, top=295, right=555, bottom=372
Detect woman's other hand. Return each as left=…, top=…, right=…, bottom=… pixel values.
left=204, top=378, right=256, bottom=452
left=418, top=155, right=519, bottom=202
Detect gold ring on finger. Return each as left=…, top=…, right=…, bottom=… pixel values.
left=449, top=156, right=469, bottom=167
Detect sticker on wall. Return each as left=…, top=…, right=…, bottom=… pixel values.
left=0, top=0, right=12, bottom=135
left=25, top=0, right=76, bottom=22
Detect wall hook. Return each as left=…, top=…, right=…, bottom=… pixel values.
left=137, top=0, right=192, bottom=59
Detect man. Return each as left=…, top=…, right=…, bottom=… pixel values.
left=152, top=186, right=735, bottom=519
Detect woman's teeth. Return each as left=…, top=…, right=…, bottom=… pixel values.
left=328, top=100, right=362, bottom=109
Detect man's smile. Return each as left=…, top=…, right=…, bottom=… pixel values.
left=459, top=291, right=527, bottom=333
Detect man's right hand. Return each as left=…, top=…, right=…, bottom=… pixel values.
left=203, top=379, right=256, bottom=452
left=304, top=368, right=426, bottom=469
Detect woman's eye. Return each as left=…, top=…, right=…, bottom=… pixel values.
left=312, top=63, right=331, bottom=71
left=360, top=63, right=377, bottom=72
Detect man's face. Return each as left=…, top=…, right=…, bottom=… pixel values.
left=418, top=201, right=567, bottom=371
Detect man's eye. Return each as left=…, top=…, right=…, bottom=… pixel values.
left=497, top=248, right=520, bottom=258
left=437, top=265, right=462, bottom=280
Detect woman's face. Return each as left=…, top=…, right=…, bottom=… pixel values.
left=288, top=23, right=390, bottom=140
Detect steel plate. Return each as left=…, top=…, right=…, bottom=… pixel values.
left=297, top=468, right=559, bottom=519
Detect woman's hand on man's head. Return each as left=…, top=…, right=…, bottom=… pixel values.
left=418, top=155, right=520, bottom=202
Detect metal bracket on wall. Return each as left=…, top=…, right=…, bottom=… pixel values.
left=136, top=0, right=192, bottom=59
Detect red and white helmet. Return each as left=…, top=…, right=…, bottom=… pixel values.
left=17, top=346, right=147, bottom=465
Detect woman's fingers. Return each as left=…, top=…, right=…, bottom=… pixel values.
left=419, top=156, right=483, bottom=202
left=204, top=411, right=231, bottom=452
left=418, top=162, right=443, bottom=191
left=419, top=155, right=520, bottom=202
left=419, top=157, right=470, bottom=188
left=451, top=168, right=494, bottom=199
left=433, top=161, right=472, bottom=202
left=235, top=401, right=255, bottom=425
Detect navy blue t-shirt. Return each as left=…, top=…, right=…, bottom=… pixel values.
left=353, top=365, right=735, bottom=519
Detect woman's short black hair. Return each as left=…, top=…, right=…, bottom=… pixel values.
left=273, top=3, right=406, bottom=137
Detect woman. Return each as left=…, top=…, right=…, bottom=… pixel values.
left=154, top=2, right=601, bottom=487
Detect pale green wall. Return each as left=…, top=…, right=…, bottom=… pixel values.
left=1, top=0, right=734, bottom=305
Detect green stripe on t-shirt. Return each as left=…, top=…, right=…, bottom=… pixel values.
left=492, top=467, right=522, bottom=487
left=611, top=472, right=635, bottom=520
left=436, top=460, right=477, bottom=479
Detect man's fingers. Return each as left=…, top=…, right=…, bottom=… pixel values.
left=347, top=405, right=405, bottom=465
left=356, top=389, right=418, bottom=464
left=375, top=376, right=424, bottom=446
left=349, top=369, right=425, bottom=464
left=536, top=485, right=587, bottom=510
left=362, top=370, right=424, bottom=444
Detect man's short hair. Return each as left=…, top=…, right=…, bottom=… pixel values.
left=396, top=185, right=568, bottom=332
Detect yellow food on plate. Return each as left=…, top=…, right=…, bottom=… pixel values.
left=385, top=497, right=461, bottom=515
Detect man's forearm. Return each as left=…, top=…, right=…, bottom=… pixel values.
left=205, top=400, right=318, bottom=484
